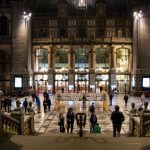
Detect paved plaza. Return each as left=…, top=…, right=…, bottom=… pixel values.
left=3, top=94, right=150, bottom=137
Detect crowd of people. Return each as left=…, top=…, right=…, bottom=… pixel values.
left=1, top=88, right=149, bottom=137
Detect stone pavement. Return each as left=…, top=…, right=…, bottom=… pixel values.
left=0, top=134, right=150, bottom=150
left=5, top=94, right=150, bottom=137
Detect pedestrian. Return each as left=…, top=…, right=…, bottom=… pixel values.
left=7, top=96, right=11, bottom=113
left=4, top=97, right=8, bottom=112
left=82, top=94, right=87, bottom=109
left=35, top=95, right=41, bottom=113
left=102, top=90, right=109, bottom=112
left=90, top=112, right=97, bottom=133
left=23, top=98, right=28, bottom=113
left=16, top=98, right=21, bottom=108
left=111, top=105, right=125, bottom=137
left=58, top=113, right=65, bottom=133
left=66, top=107, right=75, bottom=133
left=47, top=97, right=51, bottom=111
left=109, top=90, right=113, bottom=106
left=124, top=94, right=128, bottom=108
left=89, top=102, right=95, bottom=114
left=140, top=93, right=145, bottom=105
left=43, top=96, right=47, bottom=113
left=43, top=90, right=49, bottom=99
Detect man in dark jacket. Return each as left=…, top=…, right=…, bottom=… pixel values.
left=111, top=105, right=124, bottom=137
left=23, top=98, right=28, bottom=113
left=66, top=107, right=75, bottom=133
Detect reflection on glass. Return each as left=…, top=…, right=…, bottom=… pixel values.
left=96, top=48, right=109, bottom=73
left=116, top=48, right=129, bottom=72
left=55, top=48, right=68, bottom=72
left=75, top=48, right=89, bottom=72
left=36, top=48, right=48, bottom=72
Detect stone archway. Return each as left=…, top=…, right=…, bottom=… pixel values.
left=0, top=49, right=11, bottom=94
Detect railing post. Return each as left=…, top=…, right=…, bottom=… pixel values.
left=30, top=112, right=34, bottom=134
left=129, top=114, right=134, bottom=136
left=11, top=110, right=24, bottom=135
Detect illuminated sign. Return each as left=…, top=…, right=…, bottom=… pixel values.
left=14, top=77, right=23, bottom=88
left=142, top=78, right=150, bottom=88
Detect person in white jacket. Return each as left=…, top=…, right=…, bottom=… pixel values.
left=140, top=93, right=145, bottom=105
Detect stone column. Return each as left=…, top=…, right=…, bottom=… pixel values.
left=128, top=49, right=133, bottom=72
left=48, top=46, right=54, bottom=71
left=68, top=46, right=75, bottom=92
left=69, top=46, right=75, bottom=71
left=110, top=47, right=116, bottom=89
left=10, top=1, right=32, bottom=94
left=89, top=45, right=95, bottom=71
left=89, top=45, right=95, bottom=91
left=48, top=46, right=55, bottom=93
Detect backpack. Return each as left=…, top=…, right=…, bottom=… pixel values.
left=90, top=105, right=95, bottom=113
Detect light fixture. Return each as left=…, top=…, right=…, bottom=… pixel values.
left=23, top=11, right=32, bottom=21
left=133, top=10, right=142, bottom=19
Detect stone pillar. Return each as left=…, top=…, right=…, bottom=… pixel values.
left=11, top=110, right=24, bottom=135
left=129, top=50, right=133, bottom=72
left=69, top=47, right=75, bottom=71
left=68, top=47, right=75, bottom=92
left=48, top=46, right=55, bottom=93
left=10, top=1, right=32, bottom=94
left=48, top=46, right=54, bottom=71
left=110, top=47, right=116, bottom=89
left=89, top=46, right=95, bottom=91
left=89, top=46, right=95, bottom=71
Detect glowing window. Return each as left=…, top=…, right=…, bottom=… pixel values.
left=78, top=0, right=86, bottom=7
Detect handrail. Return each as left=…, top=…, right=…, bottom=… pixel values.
left=2, top=113, right=20, bottom=124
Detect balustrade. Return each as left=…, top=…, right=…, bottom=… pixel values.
left=0, top=111, right=34, bottom=135
left=129, top=111, right=150, bottom=137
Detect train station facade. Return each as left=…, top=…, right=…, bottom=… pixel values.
left=0, top=0, right=150, bottom=95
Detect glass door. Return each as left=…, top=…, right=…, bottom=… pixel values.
left=75, top=74, right=89, bottom=93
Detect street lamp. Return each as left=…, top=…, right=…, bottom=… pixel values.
left=133, top=10, right=142, bottom=66
left=23, top=11, right=32, bottom=70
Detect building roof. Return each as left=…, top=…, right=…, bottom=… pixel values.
left=33, top=0, right=131, bottom=15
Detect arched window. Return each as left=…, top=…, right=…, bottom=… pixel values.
left=96, top=48, right=109, bottom=73
left=35, top=48, right=48, bottom=72
left=75, top=48, right=89, bottom=72
left=116, top=48, right=129, bottom=72
left=55, top=48, right=68, bottom=72
left=0, top=15, right=9, bottom=36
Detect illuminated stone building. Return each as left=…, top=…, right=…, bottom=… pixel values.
left=0, top=0, right=150, bottom=95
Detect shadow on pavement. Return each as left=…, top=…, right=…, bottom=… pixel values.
left=141, top=145, right=150, bottom=150
left=0, top=134, right=23, bottom=150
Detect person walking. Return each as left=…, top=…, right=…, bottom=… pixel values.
left=43, top=96, right=47, bottom=113
left=109, top=90, right=113, bottom=106
left=66, top=107, right=75, bottom=133
left=140, top=93, right=145, bottom=105
left=90, top=112, right=97, bottom=133
left=111, top=105, right=125, bottom=137
left=23, top=98, right=28, bottom=113
left=47, top=97, right=51, bottom=112
left=58, top=113, right=65, bottom=133
left=124, top=94, right=128, bottom=108
left=35, top=95, right=41, bottom=113
left=82, top=94, right=87, bottom=109
left=89, top=102, right=95, bottom=114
